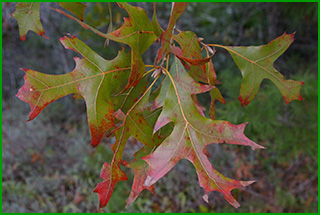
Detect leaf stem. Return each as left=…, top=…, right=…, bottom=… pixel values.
left=143, top=68, right=157, bottom=77
left=166, top=54, right=170, bottom=70
left=207, top=43, right=226, bottom=49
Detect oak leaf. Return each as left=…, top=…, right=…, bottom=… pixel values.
left=124, top=146, right=157, bottom=207
left=16, top=35, right=131, bottom=147
left=94, top=77, right=162, bottom=209
left=53, top=3, right=159, bottom=90
left=213, top=33, right=304, bottom=106
left=143, top=57, right=264, bottom=208
left=12, top=2, right=48, bottom=41
left=13, top=2, right=305, bottom=211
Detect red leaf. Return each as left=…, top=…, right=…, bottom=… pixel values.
left=170, top=46, right=212, bottom=66
left=94, top=162, right=128, bottom=209
left=124, top=147, right=156, bottom=207
left=143, top=57, right=264, bottom=208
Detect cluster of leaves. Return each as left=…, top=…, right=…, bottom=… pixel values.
left=14, top=2, right=304, bottom=210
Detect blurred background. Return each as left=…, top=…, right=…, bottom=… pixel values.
left=2, top=2, right=318, bottom=213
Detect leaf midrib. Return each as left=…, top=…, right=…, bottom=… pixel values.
left=27, top=67, right=129, bottom=93
left=165, top=60, right=228, bottom=192
left=22, top=3, right=34, bottom=34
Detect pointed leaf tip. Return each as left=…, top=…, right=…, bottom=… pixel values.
left=203, top=194, right=209, bottom=203
left=238, top=95, right=250, bottom=107
left=240, top=180, right=256, bottom=187
left=94, top=161, right=128, bottom=209
left=143, top=175, right=152, bottom=187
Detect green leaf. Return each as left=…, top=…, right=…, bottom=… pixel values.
left=213, top=33, right=304, bottom=106
left=53, top=3, right=159, bottom=90
left=16, top=35, right=131, bottom=147
left=57, top=2, right=87, bottom=21
left=106, top=3, right=159, bottom=88
left=12, top=2, right=48, bottom=41
left=143, top=57, right=264, bottom=208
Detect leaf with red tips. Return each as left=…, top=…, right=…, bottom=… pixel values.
left=124, top=146, right=157, bottom=207
left=57, top=2, right=87, bottom=21
left=215, top=33, right=304, bottom=106
left=94, top=161, right=128, bottom=209
left=120, top=83, right=172, bottom=207
left=123, top=104, right=173, bottom=208
left=13, top=2, right=306, bottom=211
left=54, top=3, right=159, bottom=90
left=154, top=2, right=188, bottom=64
left=106, top=3, right=159, bottom=89
left=12, top=2, right=48, bottom=41
left=143, top=57, right=264, bottom=208
left=94, top=76, right=162, bottom=209
left=16, top=35, right=131, bottom=147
